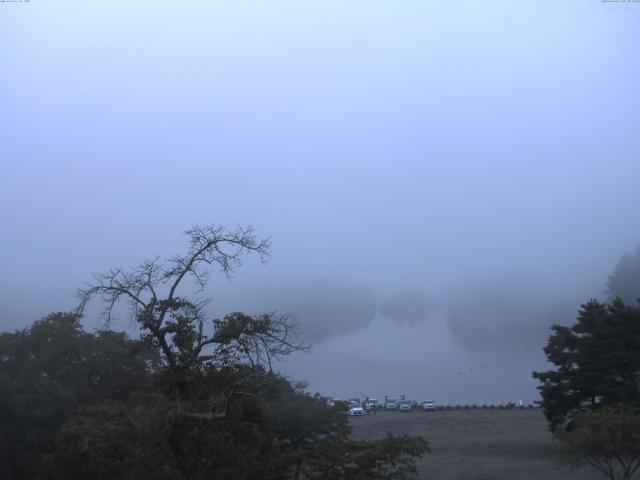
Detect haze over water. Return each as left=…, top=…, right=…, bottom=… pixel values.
left=2, top=1, right=639, bottom=403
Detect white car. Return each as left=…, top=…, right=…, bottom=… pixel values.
left=349, top=406, right=366, bottom=416
left=399, top=400, right=413, bottom=412
left=422, top=400, right=436, bottom=411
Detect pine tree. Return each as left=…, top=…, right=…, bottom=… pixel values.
left=533, top=298, right=640, bottom=432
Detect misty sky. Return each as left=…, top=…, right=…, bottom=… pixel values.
left=2, top=1, right=639, bottom=402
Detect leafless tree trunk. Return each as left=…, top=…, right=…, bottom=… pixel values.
left=76, top=223, right=308, bottom=410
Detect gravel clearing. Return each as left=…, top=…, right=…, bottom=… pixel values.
left=350, top=409, right=603, bottom=480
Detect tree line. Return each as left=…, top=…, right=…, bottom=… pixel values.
left=2, top=223, right=639, bottom=479
left=0, top=224, right=428, bottom=480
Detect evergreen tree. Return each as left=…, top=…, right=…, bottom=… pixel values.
left=533, top=298, right=640, bottom=432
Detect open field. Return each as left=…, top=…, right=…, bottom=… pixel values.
left=350, top=409, right=602, bottom=480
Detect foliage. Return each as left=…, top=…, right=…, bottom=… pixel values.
left=0, top=312, right=158, bottom=480
left=1, top=224, right=428, bottom=479
left=533, top=298, right=640, bottom=432
left=558, top=406, right=640, bottom=480
left=303, top=435, right=429, bottom=480
left=1, top=310, right=429, bottom=480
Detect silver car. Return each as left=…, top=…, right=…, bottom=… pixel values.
left=422, top=400, right=436, bottom=411
left=385, top=398, right=398, bottom=410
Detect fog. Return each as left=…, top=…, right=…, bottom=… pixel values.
left=1, top=1, right=639, bottom=403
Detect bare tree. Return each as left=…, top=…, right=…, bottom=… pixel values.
left=76, top=223, right=307, bottom=377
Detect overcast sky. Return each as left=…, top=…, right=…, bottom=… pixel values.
left=1, top=0, right=639, bottom=402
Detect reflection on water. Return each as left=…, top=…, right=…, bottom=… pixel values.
left=280, top=312, right=548, bottom=404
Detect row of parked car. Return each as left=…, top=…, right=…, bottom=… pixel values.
left=330, top=398, right=536, bottom=416
left=373, top=398, right=436, bottom=413
left=331, top=398, right=437, bottom=416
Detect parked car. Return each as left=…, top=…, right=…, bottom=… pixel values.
left=364, top=398, right=378, bottom=411
left=422, top=400, right=436, bottom=411
left=399, top=400, right=413, bottom=412
left=348, top=405, right=365, bottom=416
left=385, top=397, right=398, bottom=411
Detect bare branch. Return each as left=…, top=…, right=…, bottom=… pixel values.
left=75, top=223, right=307, bottom=409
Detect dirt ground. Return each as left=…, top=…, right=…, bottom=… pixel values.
left=349, top=409, right=603, bottom=480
